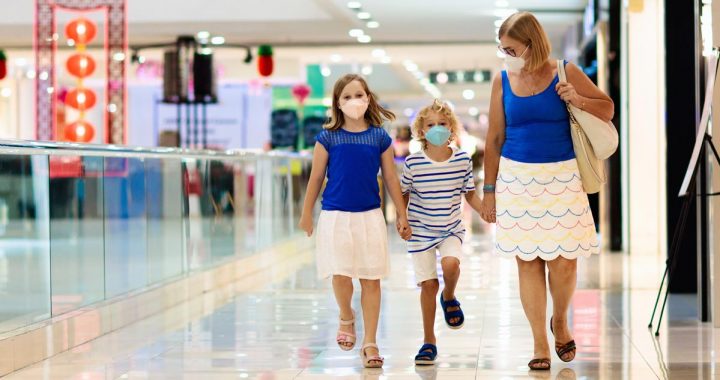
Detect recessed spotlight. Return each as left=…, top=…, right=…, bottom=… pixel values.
left=380, top=56, right=392, bottom=64
left=358, top=35, right=372, bottom=43
left=349, top=29, right=364, bottom=37
left=347, top=1, right=362, bottom=9
left=469, top=107, right=480, bottom=116
left=330, top=54, right=342, bottom=63
left=197, top=31, right=210, bottom=39
left=404, top=61, right=418, bottom=72
left=361, top=64, right=373, bottom=75
left=372, top=49, right=386, bottom=58
left=367, top=21, right=380, bottom=28
left=113, top=52, right=126, bottom=61
left=211, top=36, right=225, bottom=45
left=357, top=11, right=371, bottom=20
left=463, top=89, right=475, bottom=100
left=404, top=108, right=414, bottom=117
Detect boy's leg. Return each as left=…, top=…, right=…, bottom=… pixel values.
left=439, top=238, right=462, bottom=325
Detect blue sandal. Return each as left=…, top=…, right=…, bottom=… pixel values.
left=440, top=293, right=464, bottom=329
left=414, top=343, right=437, bottom=365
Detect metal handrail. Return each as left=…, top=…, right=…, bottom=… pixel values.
left=0, top=139, right=312, bottom=160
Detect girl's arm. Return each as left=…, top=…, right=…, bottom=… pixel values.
left=381, top=147, right=412, bottom=240
left=298, top=142, right=329, bottom=237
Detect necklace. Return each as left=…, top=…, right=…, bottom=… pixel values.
left=520, top=72, right=538, bottom=96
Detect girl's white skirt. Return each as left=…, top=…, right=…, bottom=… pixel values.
left=316, top=208, right=390, bottom=280
left=495, top=157, right=600, bottom=261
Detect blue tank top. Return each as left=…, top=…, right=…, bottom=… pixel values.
left=500, top=66, right=575, bottom=164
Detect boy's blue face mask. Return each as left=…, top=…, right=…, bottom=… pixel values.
left=425, top=125, right=451, bottom=146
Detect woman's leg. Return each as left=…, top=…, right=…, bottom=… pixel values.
left=333, top=275, right=355, bottom=349
left=547, top=256, right=578, bottom=361
left=516, top=257, right=551, bottom=367
left=360, top=278, right=382, bottom=365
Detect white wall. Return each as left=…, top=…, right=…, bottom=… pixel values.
left=624, top=0, right=667, bottom=257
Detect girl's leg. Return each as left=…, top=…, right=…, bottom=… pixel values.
left=360, top=278, right=382, bottom=365
left=516, top=257, right=551, bottom=367
left=333, top=275, right=355, bottom=349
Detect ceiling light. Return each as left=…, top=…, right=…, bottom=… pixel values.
left=496, top=50, right=505, bottom=58
left=197, top=31, right=210, bottom=39
left=349, top=29, right=364, bottom=37
left=113, top=52, right=126, bottom=61
left=330, top=54, right=342, bottom=63
left=1, top=88, right=11, bottom=98
left=357, top=12, right=371, bottom=20
left=463, top=89, right=475, bottom=100
left=367, top=21, right=380, bottom=28
left=361, top=64, right=373, bottom=75
left=436, top=72, right=449, bottom=84
left=358, top=35, right=372, bottom=43
left=468, top=107, right=480, bottom=116
left=347, top=1, right=362, bottom=9
left=381, top=56, right=392, bottom=64
left=321, top=64, right=331, bottom=77
left=413, top=71, right=424, bottom=79
left=372, top=48, right=386, bottom=58
left=211, top=36, right=225, bottom=45
left=404, top=108, right=414, bottom=117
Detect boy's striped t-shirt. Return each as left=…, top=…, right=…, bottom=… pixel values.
left=401, top=147, right=475, bottom=253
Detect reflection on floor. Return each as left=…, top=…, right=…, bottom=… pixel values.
left=6, top=225, right=719, bottom=380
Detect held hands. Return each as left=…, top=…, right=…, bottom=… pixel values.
left=555, top=82, right=580, bottom=106
left=480, top=193, right=496, bottom=224
left=298, top=213, right=314, bottom=237
left=396, top=214, right=412, bottom=241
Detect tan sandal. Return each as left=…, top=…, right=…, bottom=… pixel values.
left=360, top=343, right=384, bottom=368
left=336, top=309, right=356, bottom=351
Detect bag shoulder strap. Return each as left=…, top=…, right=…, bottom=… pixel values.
left=556, top=59, right=567, bottom=83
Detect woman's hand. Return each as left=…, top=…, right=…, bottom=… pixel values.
left=480, top=193, right=496, bottom=224
left=555, top=82, right=581, bottom=106
left=298, top=213, right=314, bottom=237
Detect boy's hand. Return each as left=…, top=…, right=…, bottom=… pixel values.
left=396, top=215, right=412, bottom=240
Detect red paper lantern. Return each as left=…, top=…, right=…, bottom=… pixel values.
left=66, top=53, right=96, bottom=78
left=291, top=83, right=311, bottom=105
left=65, top=18, right=97, bottom=45
left=257, top=45, right=273, bottom=77
left=65, top=88, right=97, bottom=110
left=0, top=50, right=6, bottom=81
left=65, top=120, right=95, bottom=142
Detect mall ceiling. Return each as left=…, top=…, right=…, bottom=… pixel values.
left=0, top=0, right=586, bottom=115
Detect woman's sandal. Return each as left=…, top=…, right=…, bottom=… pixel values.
left=360, top=343, right=384, bottom=368
left=414, top=343, right=438, bottom=365
left=439, top=293, right=464, bottom=329
left=528, top=358, right=551, bottom=370
left=550, top=316, right=577, bottom=362
left=336, top=309, right=356, bottom=351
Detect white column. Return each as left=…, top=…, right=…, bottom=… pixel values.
left=709, top=0, right=720, bottom=328
left=624, top=0, right=667, bottom=257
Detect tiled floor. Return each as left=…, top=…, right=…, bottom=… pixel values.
left=5, top=224, right=719, bottom=379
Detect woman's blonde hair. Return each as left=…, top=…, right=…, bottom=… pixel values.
left=412, top=99, right=460, bottom=149
left=323, top=74, right=395, bottom=130
left=499, top=12, right=552, bottom=72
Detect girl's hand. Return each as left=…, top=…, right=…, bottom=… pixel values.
left=555, top=82, right=580, bottom=106
left=480, top=193, right=496, bottom=224
left=396, top=215, right=412, bottom=241
left=298, top=214, right=314, bottom=237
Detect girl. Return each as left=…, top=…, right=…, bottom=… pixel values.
left=298, top=74, right=411, bottom=369
left=401, top=99, right=483, bottom=365
left=482, top=12, right=613, bottom=370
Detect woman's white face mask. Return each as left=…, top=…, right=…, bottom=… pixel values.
left=504, top=45, right=530, bottom=73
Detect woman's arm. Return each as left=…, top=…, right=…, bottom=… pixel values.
left=556, top=62, right=615, bottom=122
left=481, top=72, right=506, bottom=223
left=298, top=142, right=329, bottom=236
left=381, top=147, right=412, bottom=240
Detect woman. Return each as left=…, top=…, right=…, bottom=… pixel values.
left=481, top=12, right=614, bottom=370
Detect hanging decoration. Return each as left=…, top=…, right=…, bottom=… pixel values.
left=257, top=45, right=274, bottom=77
left=64, top=17, right=97, bottom=142
left=291, top=83, right=311, bottom=105
left=0, top=50, right=6, bottom=81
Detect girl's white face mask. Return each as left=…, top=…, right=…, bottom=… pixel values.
left=340, top=98, right=369, bottom=120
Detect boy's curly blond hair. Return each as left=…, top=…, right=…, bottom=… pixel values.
left=412, top=99, right=461, bottom=148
